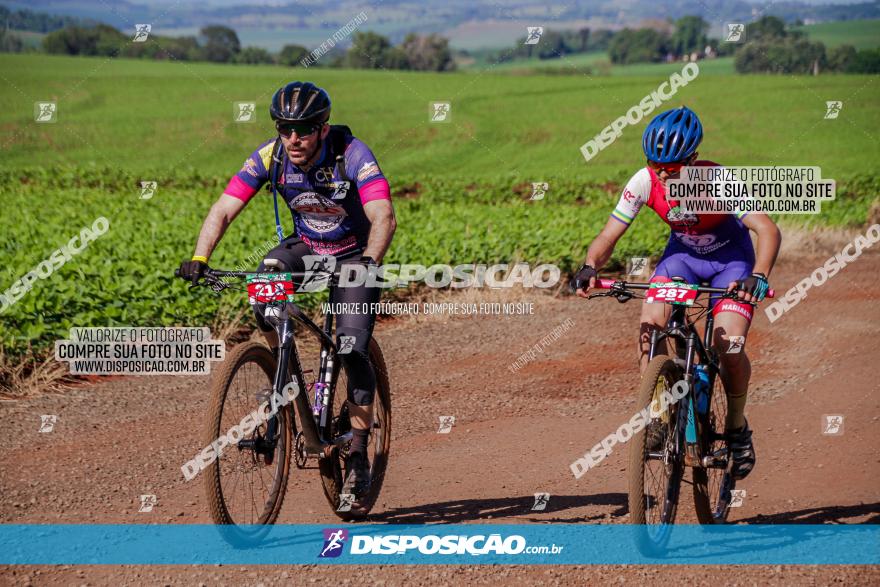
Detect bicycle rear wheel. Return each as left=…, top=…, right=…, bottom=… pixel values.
left=693, top=369, right=733, bottom=523
left=204, top=341, right=292, bottom=541
left=629, top=354, right=685, bottom=550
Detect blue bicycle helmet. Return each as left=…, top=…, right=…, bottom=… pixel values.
left=642, top=106, right=703, bottom=163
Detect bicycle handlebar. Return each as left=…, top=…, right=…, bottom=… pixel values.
left=173, top=266, right=339, bottom=290
left=204, top=268, right=337, bottom=279
left=596, top=278, right=775, bottom=299
left=174, top=267, right=337, bottom=279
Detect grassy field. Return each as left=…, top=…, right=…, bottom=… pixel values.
left=794, top=18, right=880, bottom=50
left=0, top=53, right=877, bottom=363
left=2, top=54, right=877, bottom=178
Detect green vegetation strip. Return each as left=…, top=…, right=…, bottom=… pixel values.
left=1, top=168, right=876, bottom=359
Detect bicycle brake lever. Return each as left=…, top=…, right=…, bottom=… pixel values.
left=614, top=292, right=634, bottom=303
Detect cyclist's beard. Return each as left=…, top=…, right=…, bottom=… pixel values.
left=286, top=139, right=321, bottom=167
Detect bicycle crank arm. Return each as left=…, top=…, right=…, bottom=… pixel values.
left=713, top=475, right=735, bottom=521
left=331, top=430, right=353, bottom=447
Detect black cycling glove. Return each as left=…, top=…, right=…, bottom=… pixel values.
left=178, top=258, right=207, bottom=285
left=735, top=273, right=769, bottom=301
left=570, top=264, right=598, bottom=293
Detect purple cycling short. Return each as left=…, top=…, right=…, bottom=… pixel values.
left=650, top=237, right=756, bottom=320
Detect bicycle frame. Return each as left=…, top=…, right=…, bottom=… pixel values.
left=647, top=297, right=722, bottom=468
left=206, top=269, right=350, bottom=459
left=267, top=301, right=343, bottom=456
left=589, top=277, right=775, bottom=524
left=592, top=278, right=754, bottom=468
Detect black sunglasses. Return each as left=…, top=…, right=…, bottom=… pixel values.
left=276, top=122, right=321, bottom=138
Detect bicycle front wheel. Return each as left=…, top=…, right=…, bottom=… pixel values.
left=629, top=354, right=685, bottom=550
left=204, top=341, right=292, bottom=540
left=693, top=369, right=733, bottom=523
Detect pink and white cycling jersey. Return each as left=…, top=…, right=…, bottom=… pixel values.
left=611, top=161, right=750, bottom=255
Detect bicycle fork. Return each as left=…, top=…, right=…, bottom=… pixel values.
left=266, top=316, right=325, bottom=455
left=679, top=329, right=703, bottom=468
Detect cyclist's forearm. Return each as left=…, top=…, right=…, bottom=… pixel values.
left=585, top=232, right=617, bottom=270
left=752, top=223, right=781, bottom=277
left=363, top=214, right=396, bottom=264
left=193, top=205, right=232, bottom=260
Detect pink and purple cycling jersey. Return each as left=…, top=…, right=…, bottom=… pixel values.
left=612, top=161, right=756, bottom=318
left=225, top=135, right=390, bottom=256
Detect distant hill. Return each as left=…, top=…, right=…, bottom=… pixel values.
left=2, top=0, right=879, bottom=50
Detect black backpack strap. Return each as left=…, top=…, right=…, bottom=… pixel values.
left=327, top=124, right=353, bottom=183
left=267, top=137, right=284, bottom=191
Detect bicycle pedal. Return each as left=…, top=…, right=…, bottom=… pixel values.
left=702, top=447, right=729, bottom=468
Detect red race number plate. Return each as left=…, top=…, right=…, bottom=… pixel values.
left=646, top=282, right=699, bottom=306
left=247, top=273, right=295, bottom=305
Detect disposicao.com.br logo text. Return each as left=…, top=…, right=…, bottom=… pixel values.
left=319, top=530, right=563, bottom=557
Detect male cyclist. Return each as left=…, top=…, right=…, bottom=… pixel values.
left=571, top=106, right=781, bottom=480
left=178, top=81, right=396, bottom=497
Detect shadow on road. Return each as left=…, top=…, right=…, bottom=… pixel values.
left=738, top=502, right=880, bottom=524
left=367, top=493, right=628, bottom=524
left=369, top=497, right=880, bottom=525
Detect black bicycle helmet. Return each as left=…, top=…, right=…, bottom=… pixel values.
left=270, top=81, right=331, bottom=124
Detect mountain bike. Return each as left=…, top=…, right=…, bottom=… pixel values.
left=587, top=277, right=772, bottom=549
left=176, top=262, right=391, bottom=538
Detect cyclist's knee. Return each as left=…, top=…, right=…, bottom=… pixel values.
left=348, top=384, right=375, bottom=406
left=341, top=353, right=375, bottom=406
left=719, top=346, right=750, bottom=373
left=638, top=319, right=664, bottom=345
left=639, top=302, right=666, bottom=334
left=252, top=258, right=296, bottom=331
left=253, top=304, right=273, bottom=332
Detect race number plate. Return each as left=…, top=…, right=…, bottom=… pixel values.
left=247, top=273, right=295, bottom=305
left=646, top=282, right=699, bottom=306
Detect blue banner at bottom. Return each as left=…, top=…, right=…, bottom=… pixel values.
left=0, top=524, right=877, bottom=565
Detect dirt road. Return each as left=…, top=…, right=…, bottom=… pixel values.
left=2, top=235, right=878, bottom=585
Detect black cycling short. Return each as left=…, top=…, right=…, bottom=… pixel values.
left=253, top=236, right=380, bottom=406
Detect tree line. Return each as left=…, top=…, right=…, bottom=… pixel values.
left=1, top=17, right=455, bottom=71
left=1, top=5, right=876, bottom=74
left=734, top=16, right=880, bottom=74
left=485, top=15, right=878, bottom=74
left=0, top=5, right=94, bottom=33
